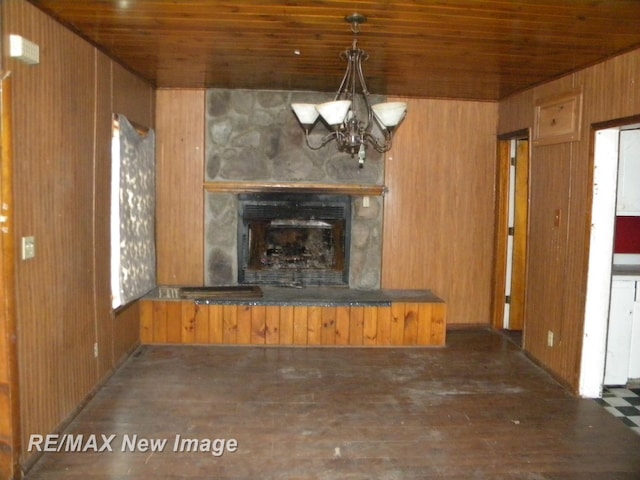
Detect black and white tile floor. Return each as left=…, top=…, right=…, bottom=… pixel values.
left=596, top=386, right=640, bottom=436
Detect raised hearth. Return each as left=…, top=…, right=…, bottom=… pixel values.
left=141, top=287, right=446, bottom=347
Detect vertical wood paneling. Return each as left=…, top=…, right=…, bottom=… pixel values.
left=390, top=304, right=406, bottom=345
left=335, top=306, right=350, bottom=345
left=152, top=302, right=168, bottom=343
left=155, top=89, right=204, bottom=285
left=223, top=305, right=238, bottom=344
left=293, top=306, right=308, bottom=345
left=5, top=0, right=154, bottom=464
left=236, top=305, right=252, bottom=344
left=383, top=98, right=498, bottom=327
left=431, top=304, right=447, bottom=346
left=93, top=52, right=116, bottom=378
left=363, top=307, right=378, bottom=345
left=376, top=306, right=392, bottom=345
left=279, top=306, right=294, bottom=345
left=417, top=304, right=433, bottom=345
left=265, top=306, right=280, bottom=345
left=251, top=305, right=266, bottom=345
left=348, top=307, right=364, bottom=345
left=181, top=302, right=197, bottom=343
left=403, top=304, right=419, bottom=345
left=139, top=300, right=154, bottom=343
left=9, top=0, right=98, bottom=447
left=307, top=306, right=322, bottom=345
left=193, top=304, right=209, bottom=344
left=321, top=307, right=336, bottom=345
left=140, top=300, right=445, bottom=347
left=208, top=305, right=223, bottom=344
left=166, top=302, right=182, bottom=343
left=112, top=302, right=140, bottom=365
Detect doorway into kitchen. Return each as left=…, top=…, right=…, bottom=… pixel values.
left=581, top=115, right=640, bottom=398
left=492, top=129, right=530, bottom=348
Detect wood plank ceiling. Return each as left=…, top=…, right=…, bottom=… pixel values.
left=27, top=0, right=640, bottom=101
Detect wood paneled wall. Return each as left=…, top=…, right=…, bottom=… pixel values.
left=3, top=0, right=154, bottom=468
left=498, top=48, right=640, bottom=391
left=154, top=94, right=498, bottom=327
left=381, top=99, right=498, bottom=326
left=155, top=89, right=204, bottom=285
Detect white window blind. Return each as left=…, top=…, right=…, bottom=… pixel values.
left=110, top=114, right=156, bottom=309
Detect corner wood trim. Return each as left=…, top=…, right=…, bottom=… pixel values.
left=203, top=182, right=386, bottom=196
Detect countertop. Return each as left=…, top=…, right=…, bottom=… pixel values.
left=612, top=264, right=640, bottom=281
left=145, top=285, right=444, bottom=307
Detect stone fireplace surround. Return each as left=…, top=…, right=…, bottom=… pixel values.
left=142, top=89, right=448, bottom=348
left=204, top=89, right=386, bottom=290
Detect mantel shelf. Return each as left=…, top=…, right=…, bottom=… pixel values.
left=203, top=181, right=386, bottom=196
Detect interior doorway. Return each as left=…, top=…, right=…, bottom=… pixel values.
left=581, top=115, right=640, bottom=397
left=492, top=130, right=530, bottom=344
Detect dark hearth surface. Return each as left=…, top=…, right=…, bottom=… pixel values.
left=148, top=286, right=443, bottom=307
left=178, top=285, right=263, bottom=299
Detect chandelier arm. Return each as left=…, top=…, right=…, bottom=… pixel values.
left=303, top=129, right=339, bottom=151
left=355, top=49, right=374, bottom=131
left=362, top=131, right=392, bottom=153
left=335, top=50, right=353, bottom=101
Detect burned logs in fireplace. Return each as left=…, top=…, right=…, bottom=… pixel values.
left=238, top=194, right=351, bottom=286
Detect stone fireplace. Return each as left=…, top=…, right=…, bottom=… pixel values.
left=204, top=88, right=385, bottom=290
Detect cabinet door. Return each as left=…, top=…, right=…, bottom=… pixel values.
left=628, top=281, right=640, bottom=379
left=604, top=280, right=636, bottom=385
left=616, top=129, right=640, bottom=215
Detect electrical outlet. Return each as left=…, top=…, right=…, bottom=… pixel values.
left=547, top=330, right=554, bottom=347
left=21, top=236, right=35, bottom=260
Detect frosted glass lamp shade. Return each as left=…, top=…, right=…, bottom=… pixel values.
left=371, top=102, right=407, bottom=128
left=292, top=103, right=319, bottom=126
left=316, top=100, right=352, bottom=126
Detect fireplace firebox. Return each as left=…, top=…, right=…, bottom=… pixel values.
left=238, top=193, right=351, bottom=286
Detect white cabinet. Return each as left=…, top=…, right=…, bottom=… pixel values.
left=604, top=280, right=636, bottom=385
left=616, top=129, right=640, bottom=215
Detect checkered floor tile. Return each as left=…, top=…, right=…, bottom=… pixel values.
left=595, top=386, right=640, bottom=436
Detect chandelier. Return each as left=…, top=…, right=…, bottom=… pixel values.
left=291, top=13, right=407, bottom=168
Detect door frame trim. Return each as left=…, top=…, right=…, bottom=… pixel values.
left=0, top=71, right=22, bottom=479
left=580, top=114, right=640, bottom=397
left=492, top=129, right=530, bottom=334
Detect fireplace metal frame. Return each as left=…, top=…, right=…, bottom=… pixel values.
left=237, top=193, right=351, bottom=287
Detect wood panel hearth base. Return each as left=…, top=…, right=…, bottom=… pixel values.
left=139, top=288, right=446, bottom=347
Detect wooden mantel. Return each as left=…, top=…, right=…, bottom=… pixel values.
left=203, top=181, right=387, bottom=196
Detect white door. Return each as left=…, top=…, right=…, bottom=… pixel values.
left=604, top=280, right=636, bottom=385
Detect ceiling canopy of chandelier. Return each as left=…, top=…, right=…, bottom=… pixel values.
left=291, top=13, right=407, bottom=168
